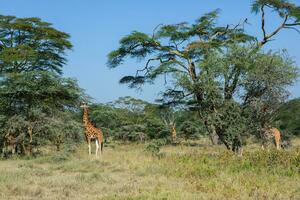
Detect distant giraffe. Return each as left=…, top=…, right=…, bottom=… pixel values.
left=80, top=103, right=104, bottom=157
left=171, top=123, right=177, bottom=141
left=262, top=127, right=281, bottom=150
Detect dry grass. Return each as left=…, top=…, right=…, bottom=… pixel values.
left=0, top=140, right=299, bottom=200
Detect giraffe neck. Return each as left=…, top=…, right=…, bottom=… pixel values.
left=83, top=107, right=90, bottom=127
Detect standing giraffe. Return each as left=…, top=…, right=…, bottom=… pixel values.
left=171, top=123, right=177, bottom=141
left=80, top=103, right=104, bottom=157
left=261, top=127, right=281, bottom=150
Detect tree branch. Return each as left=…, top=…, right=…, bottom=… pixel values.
left=285, top=23, right=300, bottom=26
left=152, top=24, right=163, bottom=39
left=135, top=57, right=160, bottom=76
left=259, top=13, right=289, bottom=46
left=261, top=6, right=267, bottom=39
left=284, top=26, right=300, bottom=34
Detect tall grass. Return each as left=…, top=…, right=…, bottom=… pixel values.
left=0, top=141, right=299, bottom=199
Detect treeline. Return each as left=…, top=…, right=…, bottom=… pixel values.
left=87, top=96, right=206, bottom=142
left=87, top=97, right=300, bottom=143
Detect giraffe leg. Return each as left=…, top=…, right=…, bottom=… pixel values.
left=95, top=140, right=99, bottom=157
left=12, top=144, right=16, bottom=155
left=100, top=141, right=103, bottom=155
left=275, top=137, right=280, bottom=150
left=88, top=139, right=91, bottom=155
left=276, top=133, right=281, bottom=150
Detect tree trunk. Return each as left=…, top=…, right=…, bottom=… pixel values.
left=215, top=126, right=231, bottom=150
left=232, top=135, right=243, bottom=156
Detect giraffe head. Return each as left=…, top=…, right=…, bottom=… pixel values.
left=80, top=102, right=89, bottom=109
left=80, top=102, right=90, bottom=125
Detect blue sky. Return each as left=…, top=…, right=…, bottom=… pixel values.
left=1, top=0, right=299, bottom=103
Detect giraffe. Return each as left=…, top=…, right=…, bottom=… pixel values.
left=80, top=103, right=104, bottom=157
left=171, top=123, right=177, bottom=141
left=4, top=133, right=26, bottom=155
left=4, top=123, right=34, bottom=156
left=261, top=127, right=281, bottom=150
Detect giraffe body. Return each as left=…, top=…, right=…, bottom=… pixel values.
left=262, top=127, right=281, bottom=150
left=81, top=104, right=104, bottom=157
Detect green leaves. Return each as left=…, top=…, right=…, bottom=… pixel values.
left=0, top=15, right=72, bottom=75
left=0, top=15, right=85, bottom=155
left=156, top=23, right=190, bottom=41
left=119, top=75, right=148, bottom=88
left=107, top=31, right=156, bottom=68
left=276, top=98, right=300, bottom=137
left=251, top=0, right=300, bottom=23
left=0, top=71, right=84, bottom=114
left=252, top=0, right=295, bottom=13
left=107, top=10, right=255, bottom=92
left=107, top=3, right=299, bottom=150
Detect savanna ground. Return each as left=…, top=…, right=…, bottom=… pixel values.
left=0, top=139, right=299, bottom=200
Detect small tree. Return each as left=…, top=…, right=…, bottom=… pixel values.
left=157, top=105, right=178, bottom=141
left=0, top=71, right=84, bottom=155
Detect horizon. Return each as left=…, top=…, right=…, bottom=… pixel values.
left=1, top=0, right=299, bottom=103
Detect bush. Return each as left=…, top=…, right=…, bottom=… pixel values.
left=179, top=121, right=202, bottom=139
left=145, top=139, right=168, bottom=158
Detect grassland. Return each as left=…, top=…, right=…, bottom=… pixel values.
left=0, top=140, right=299, bottom=200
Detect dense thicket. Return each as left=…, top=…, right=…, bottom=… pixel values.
left=86, top=96, right=204, bottom=142
left=276, top=98, right=300, bottom=138
left=76, top=96, right=300, bottom=145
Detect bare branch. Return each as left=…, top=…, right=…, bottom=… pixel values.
left=285, top=23, right=300, bottom=26
left=152, top=24, right=163, bottom=39
left=259, top=14, right=289, bottom=46
left=261, top=6, right=267, bottom=39
left=135, top=57, right=160, bottom=76
left=284, top=26, right=300, bottom=34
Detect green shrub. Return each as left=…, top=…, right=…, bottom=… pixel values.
left=145, top=139, right=167, bottom=158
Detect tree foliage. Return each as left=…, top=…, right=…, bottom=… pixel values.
left=251, top=0, right=300, bottom=45
left=0, top=15, right=84, bottom=156
left=276, top=98, right=300, bottom=137
left=0, top=15, right=72, bottom=75
left=108, top=2, right=299, bottom=151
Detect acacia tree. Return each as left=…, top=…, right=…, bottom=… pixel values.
left=0, top=15, right=84, bottom=155
left=108, top=9, right=253, bottom=145
left=108, top=1, right=299, bottom=151
left=199, top=45, right=297, bottom=150
left=0, top=15, right=72, bottom=74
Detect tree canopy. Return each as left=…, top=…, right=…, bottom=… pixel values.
left=0, top=15, right=72, bottom=75
left=0, top=15, right=84, bottom=156
left=251, top=0, right=300, bottom=45
left=107, top=1, right=299, bottom=151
